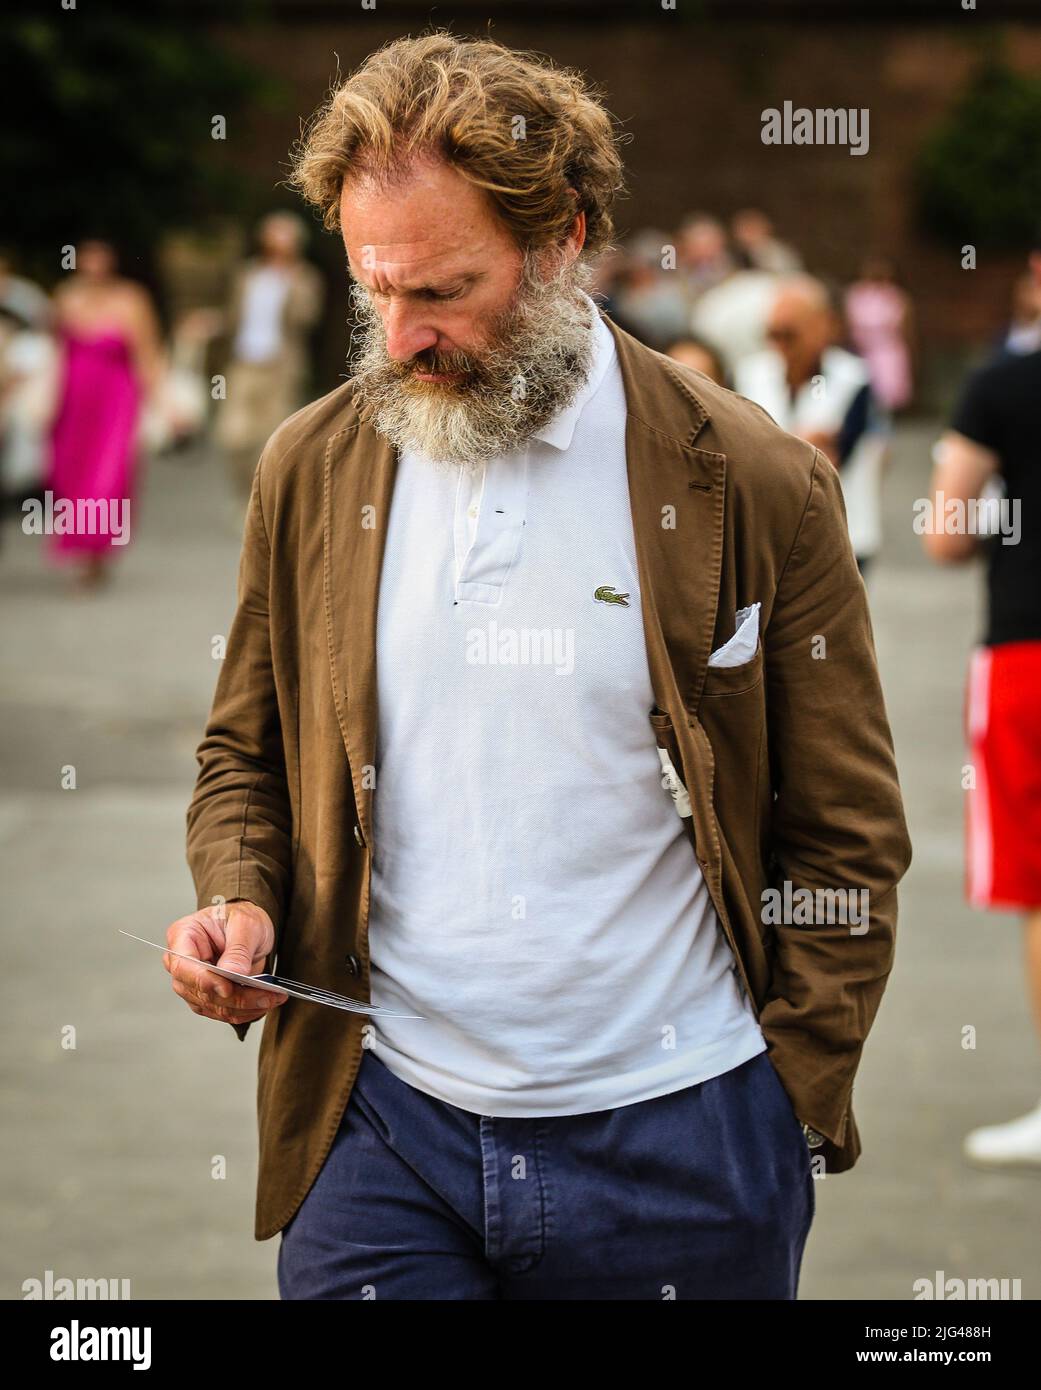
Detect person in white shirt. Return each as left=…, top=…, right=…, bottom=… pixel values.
left=213, top=212, right=324, bottom=501
left=735, top=274, right=889, bottom=576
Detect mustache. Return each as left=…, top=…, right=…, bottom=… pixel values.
left=360, top=312, right=513, bottom=387
left=402, top=346, right=478, bottom=379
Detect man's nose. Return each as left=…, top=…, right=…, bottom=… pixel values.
left=383, top=300, right=439, bottom=363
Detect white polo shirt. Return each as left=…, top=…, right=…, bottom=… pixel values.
left=367, top=295, right=766, bottom=1116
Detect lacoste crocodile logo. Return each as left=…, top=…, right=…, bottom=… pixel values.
left=593, top=584, right=630, bottom=607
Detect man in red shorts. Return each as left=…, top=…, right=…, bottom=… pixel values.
left=924, top=227, right=1041, bottom=1167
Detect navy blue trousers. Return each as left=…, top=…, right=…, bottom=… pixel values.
left=278, top=1046, right=815, bottom=1300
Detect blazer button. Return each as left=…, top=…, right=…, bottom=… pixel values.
left=345, top=954, right=361, bottom=977
left=353, top=825, right=364, bottom=846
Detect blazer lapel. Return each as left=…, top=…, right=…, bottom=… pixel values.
left=323, top=410, right=398, bottom=843
left=605, top=316, right=727, bottom=716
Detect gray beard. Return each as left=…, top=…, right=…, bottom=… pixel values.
left=348, top=257, right=598, bottom=472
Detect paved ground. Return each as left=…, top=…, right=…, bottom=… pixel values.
left=2, top=418, right=1038, bottom=1300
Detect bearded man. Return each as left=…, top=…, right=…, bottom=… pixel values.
left=167, top=32, right=911, bottom=1300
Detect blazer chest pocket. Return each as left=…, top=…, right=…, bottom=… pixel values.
left=701, top=639, right=764, bottom=699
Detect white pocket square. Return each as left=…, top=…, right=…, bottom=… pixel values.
left=708, top=602, right=761, bottom=669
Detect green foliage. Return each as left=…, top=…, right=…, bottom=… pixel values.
left=915, top=61, right=1041, bottom=251
left=0, top=0, right=281, bottom=281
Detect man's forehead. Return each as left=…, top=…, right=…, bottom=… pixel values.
left=340, top=162, right=511, bottom=285
left=347, top=240, right=453, bottom=267
left=344, top=239, right=481, bottom=284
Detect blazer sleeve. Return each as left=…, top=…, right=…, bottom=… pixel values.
left=185, top=446, right=293, bottom=1039
left=759, top=448, right=913, bottom=1146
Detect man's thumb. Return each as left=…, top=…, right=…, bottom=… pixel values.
left=215, top=914, right=262, bottom=975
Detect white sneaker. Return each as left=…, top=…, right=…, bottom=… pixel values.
left=963, top=1099, right=1041, bottom=1170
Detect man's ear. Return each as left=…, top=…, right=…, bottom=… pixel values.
left=531, top=202, right=586, bottom=282
left=566, top=196, right=587, bottom=260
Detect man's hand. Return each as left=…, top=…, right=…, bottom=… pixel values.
left=164, top=900, right=287, bottom=1026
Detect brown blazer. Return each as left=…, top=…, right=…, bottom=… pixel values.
left=186, top=312, right=913, bottom=1241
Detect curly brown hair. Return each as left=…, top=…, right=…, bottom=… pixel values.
left=287, top=30, right=628, bottom=260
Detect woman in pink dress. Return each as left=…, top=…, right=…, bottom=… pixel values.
left=844, top=256, right=915, bottom=414
left=47, top=240, right=162, bottom=587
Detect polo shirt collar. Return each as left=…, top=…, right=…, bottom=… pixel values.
left=531, top=292, right=615, bottom=452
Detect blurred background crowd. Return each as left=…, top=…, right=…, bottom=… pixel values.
left=2, top=197, right=1031, bottom=583
left=1, top=199, right=1033, bottom=575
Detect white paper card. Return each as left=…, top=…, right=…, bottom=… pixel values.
left=120, top=931, right=425, bottom=1018
left=657, top=747, right=693, bottom=818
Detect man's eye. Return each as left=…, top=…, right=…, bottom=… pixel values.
left=366, top=285, right=464, bottom=303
